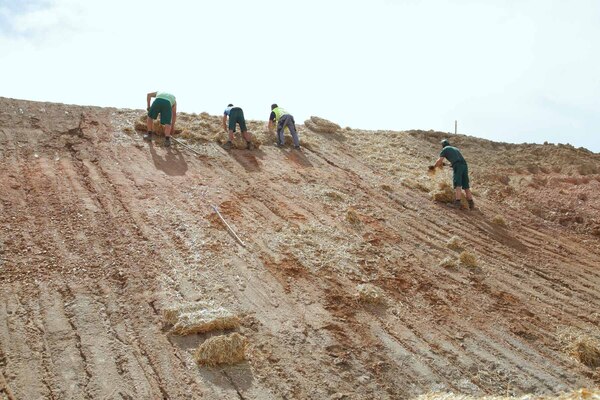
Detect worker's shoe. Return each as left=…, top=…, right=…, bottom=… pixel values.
left=294, top=145, right=301, bottom=150
left=275, top=142, right=284, bottom=148
left=452, top=199, right=463, bottom=209
left=143, top=132, right=153, bottom=141
left=223, top=141, right=233, bottom=150
left=246, top=141, right=254, bottom=150
left=164, top=136, right=171, bottom=147
left=468, top=199, right=475, bottom=210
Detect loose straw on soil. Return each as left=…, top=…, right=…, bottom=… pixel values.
left=356, top=283, right=385, bottom=304
left=413, top=388, right=600, bottom=400
left=194, top=333, right=247, bottom=367
left=439, top=257, right=457, bottom=268
left=558, top=327, right=600, bottom=368
left=459, top=251, right=478, bottom=268
left=447, top=236, right=464, bottom=251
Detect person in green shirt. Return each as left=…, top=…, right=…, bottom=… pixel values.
left=431, top=139, right=475, bottom=209
left=145, top=91, right=177, bottom=147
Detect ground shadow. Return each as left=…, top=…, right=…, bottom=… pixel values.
left=229, top=149, right=262, bottom=172
left=148, top=141, right=188, bottom=176
left=455, top=209, right=528, bottom=252
left=285, top=148, right=313, bottom=168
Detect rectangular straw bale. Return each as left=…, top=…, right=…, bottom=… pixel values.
left=171, top=307, right=240, bottom=335
left=162, top=301, right=214, bottom=325
left=194, top=333, right=247, bottom=367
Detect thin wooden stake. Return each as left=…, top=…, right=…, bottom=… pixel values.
left=454, top=120, right=457, bottom=135
left=212, top=205, right=246, bottom=247
left=171, top=137, right=205, bottom=157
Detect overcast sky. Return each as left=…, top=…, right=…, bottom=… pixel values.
left=1, top=0, right=598, bottom=152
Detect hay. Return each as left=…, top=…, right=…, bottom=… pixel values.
left=304, top=116, right=341, bottom=133
left=459, top=251, right=478, bottom=267
left=446, top=236, right=464, bottom=251
left=431, top=182, right=455, bottom=203
left=346, top=208, right=361, bottom=224
left=492, top=215, right=507, bottom=227
left=194, top=333, right=247, bottom=367
left=558, top=328, right=600, bottom=368
left=356, top=283, right=385, bottom=304
left=413, top=388, right=600, bottom=399
left=439, top=257, right=457, bottom=268
left=162, top=301, right=213, bottom=325
left=162, top=301, right=240, bottom=335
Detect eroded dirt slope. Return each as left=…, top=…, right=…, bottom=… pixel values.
left=0, top=97, right=599, bottom=400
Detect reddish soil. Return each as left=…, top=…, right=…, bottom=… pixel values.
left=0, top=97, right=599, bottom=399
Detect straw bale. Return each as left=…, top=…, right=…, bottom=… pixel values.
left=492, top=215, right=507, bottom=227
left=194, top=333, right=247, bottom=367
left=431, top=182, right=455, bottom=203
left=558, top=328, right=600, bottom=368
left=446, top=236, right=464, bottom=251
left=459, top=251, right=478, bottom=267
left=413, top=388, right=600, bottom=399
left=162, top=301, right=240, bottom=336
left=304, top=116, right=341, bottom=133
left=439, top=257, right=457, bottom=268
left=356, top=283, right=385, bottom=304
left=171, top=307, right=240, bottom=335
left=162, top=301, right=213, bottom=325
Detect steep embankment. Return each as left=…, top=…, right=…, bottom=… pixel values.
left=0, top=97, right=599, bottom=399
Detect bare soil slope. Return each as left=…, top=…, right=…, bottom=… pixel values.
left=0, top=97, right=599, bottom=400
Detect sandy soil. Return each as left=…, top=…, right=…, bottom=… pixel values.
left=0, top=97, right=599, bottom=399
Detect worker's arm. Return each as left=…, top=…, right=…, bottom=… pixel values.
left=433, top=157, right=445, bottom=168
left=222, top=115, right=228, bottom=132
left=171, top=103, right=177, bottom=132
left=268, top=119, right=274, bottom=132
left=146, top=92, right=157, bottom=110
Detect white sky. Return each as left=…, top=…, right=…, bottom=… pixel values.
left=1, top=0, right=598, bottom=152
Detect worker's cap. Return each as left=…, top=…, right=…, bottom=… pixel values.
left=227, top=103, right=234, bottom=107
left=271, top=103, right=278, bottom=110
left=441, top=139, right=451, bottom=147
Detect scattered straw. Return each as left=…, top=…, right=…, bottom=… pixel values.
left=356, top=283, right=385, bottom=304
left=162, top=302, right=240, bottom=335
left=413, top=388, right=600, bottom=399
left=492, top=215, right=507, bottom=227
left=346, top=208, right=361, bottom=224
left=439, top=257, right=457, bottom=268
left=446, top=236, right=464, bottom=251
left=459, top=251, right=478, bottom=268
left=558, top=327, right=600, bottom=368
left=194, top=333, right=247, bottom=367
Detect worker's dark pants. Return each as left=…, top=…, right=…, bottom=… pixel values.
left=277, top=114, right=300, bottom=147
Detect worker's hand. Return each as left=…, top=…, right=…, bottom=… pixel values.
left=146, top=107, right=150, bottom=112
left=428, top=165, right=436, bottom=171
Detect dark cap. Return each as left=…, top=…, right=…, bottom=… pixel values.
left=271, top=103, right=278, bottom=110
left=441, top=139, right=450, bottom=147
left=227, top=103, right=234, bottom=107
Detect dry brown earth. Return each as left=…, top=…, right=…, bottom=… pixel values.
left=0, top=97, right=599, bottom=399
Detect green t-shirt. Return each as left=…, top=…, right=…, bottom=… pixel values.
left=157, top=92, right=176, bottom=107
left=440, top=146, right=465, bottom=165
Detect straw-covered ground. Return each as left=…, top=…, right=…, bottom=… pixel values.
left=0, top=97, right=599, bottom=399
